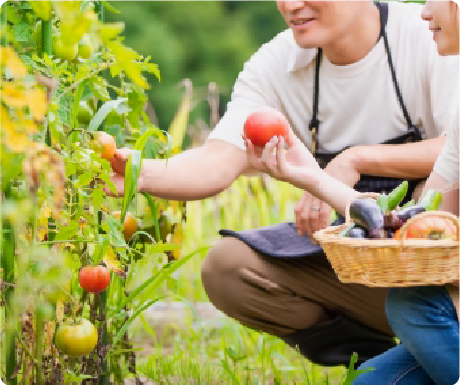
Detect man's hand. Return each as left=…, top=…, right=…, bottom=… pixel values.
left=295, top=148, right=360, bottom=240
left=105, top=148, right=136, bottom=197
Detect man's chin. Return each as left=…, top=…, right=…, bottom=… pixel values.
left=292, top=32, right=323, bottom=49
left=294, top=39, right=322, bottom=50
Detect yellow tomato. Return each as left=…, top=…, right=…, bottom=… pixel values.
left=55, top=319, right=98, bottom=357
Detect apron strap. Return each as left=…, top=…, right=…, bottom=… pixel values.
left=377, top=2, right=422, bottom=140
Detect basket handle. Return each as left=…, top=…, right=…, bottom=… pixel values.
left=398, top=210, right=460, bottom=245
left=345, top=192, right=380, bottom=224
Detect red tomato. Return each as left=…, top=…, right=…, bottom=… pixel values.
left=405, top=217, right=456, bottom=240
left=79, top=266, right=111, bottom=293
left=243, top=107, right=289, bottom=148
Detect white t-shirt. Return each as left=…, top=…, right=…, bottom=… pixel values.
left=207, top=1, right=459, bottom=153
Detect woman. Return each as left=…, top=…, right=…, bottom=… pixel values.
left=244, top=1, right=459, bottom=384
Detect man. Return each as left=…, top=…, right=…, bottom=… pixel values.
left=108, top=1, right=459, bottom=366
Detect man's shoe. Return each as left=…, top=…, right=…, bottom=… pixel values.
left=281, top=314, right=397, bottom=367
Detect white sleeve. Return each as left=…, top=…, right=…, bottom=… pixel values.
left=206, top=47, right=282, bottom=151
left=433, top=107, right=459, bottom=183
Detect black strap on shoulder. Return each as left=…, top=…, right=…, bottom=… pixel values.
left=309, top=1, right=422, bottom=140
left=308, top=48, right=322, bottom=132
left=376, top=2, right=421, bottom=139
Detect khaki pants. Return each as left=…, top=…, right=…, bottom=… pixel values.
left=201, top=236, right=394, bottom=337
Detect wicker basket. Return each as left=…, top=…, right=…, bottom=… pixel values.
left=313, top=193, right=459, bottom=287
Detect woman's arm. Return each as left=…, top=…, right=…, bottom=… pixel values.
left=421, top=172, right=459, bottom=216
left=245, top=135, right=359, bottom=217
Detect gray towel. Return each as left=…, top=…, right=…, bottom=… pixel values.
left=219, top=218, right=344, bottom=259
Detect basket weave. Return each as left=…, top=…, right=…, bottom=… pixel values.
left=313, top=193, right=459, bottom=287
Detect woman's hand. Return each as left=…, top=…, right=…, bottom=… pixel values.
left=244, top=133, right=317, bottom=185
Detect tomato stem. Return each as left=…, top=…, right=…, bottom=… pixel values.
left=2, top=185, right=17, bottom=385
left=77, top=291, right=88, bottom=318
left=35, top=311, right=43, bottom=385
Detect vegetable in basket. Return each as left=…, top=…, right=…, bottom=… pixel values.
left=418, top=189, right=443, bottom=211
left=349, top=199, right=384, bottom=238
left=397, top=215, right=457, bottom=240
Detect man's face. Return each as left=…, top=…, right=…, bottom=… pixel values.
left=276, top=1, right=359, bottom=49
left=422, top=1, right=459, bottom=56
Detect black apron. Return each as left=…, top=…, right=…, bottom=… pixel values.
left=219, top=2, right=424, bottom=259
left=311, top=1, right=423, bottom=199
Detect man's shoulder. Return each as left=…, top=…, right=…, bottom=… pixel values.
left=244, top=29, right=298, bottom=72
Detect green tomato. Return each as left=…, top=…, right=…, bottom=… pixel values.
left=55, top=319, right=98, bottom=357
left=78, top=34, right=94, bottom=59
left=77, top=101, right=95, bottom=125
left=43, top=280, right=71, bottom=304
left=52, top=37, right=78, bottom=61
left=141, top=214, right=173, bottom=243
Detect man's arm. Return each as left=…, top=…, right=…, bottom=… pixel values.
left=137, top=139, right=248, bottom=201
left=346, top=136, right=446, bottom=179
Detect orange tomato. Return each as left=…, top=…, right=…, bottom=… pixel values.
left=113, top=211, right=138, bottom=242
left=78, top=266, right=110, bottom=293
left=92, top=132, right=116, bottom=161
left=404, top=217, right=456, bottom=240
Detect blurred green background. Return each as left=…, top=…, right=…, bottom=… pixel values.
left=105, top=1, right=426, bottom=141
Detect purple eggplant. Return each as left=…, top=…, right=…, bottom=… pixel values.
left=397, top=205, right=426, bottom=222
left=384, top=205, right=426, bottom=230
left=347, top=226, right=368, bottom=238
left=349, top=199, right=384, bottom=238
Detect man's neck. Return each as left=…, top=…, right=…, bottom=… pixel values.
left=323, top=3, right=381, bottom=66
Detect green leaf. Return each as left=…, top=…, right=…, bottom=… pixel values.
left=14, top=22, right=31, bottom=41
left=74, top=172, right=93, bottom=188
left=341, top=353, right=374, bottom=385
left=88, top=98, right=127, bottom=132
left=134, top=128, right=161, bottom=158
left=55, top=222, right=79, bottom=241
left=104, top=215, right=126, bottom=247
left=70, top=79, right=88, bottom=129
left=221, top=359, right=240, bottom=385
left=121, top=150, right=141, bottom=223
left=93, top=235, right=109, bottom=266
left=142, top=192, right=160, bottom=242
left=108, top=297, right=165, bottom=355
left=89, top=77, right=111, bottom=101
left=106, top=246, right=208, bottom=319
left=99, top=171, right=117, bottom=196
left=91, top=187, right=104, bottom=214
left=101, top=0, right=121, bottom=13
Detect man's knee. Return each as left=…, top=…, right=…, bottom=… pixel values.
left=201, top=237, right=252, bottom=318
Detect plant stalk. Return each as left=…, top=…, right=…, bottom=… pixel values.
left=2, top=185, right=17, bottom=385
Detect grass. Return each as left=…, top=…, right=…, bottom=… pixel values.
left=127, top=175, right=348, bottom=384
left=130, top=316, right=346, bottom=384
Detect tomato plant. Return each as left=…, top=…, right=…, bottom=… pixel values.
left=55, top=319, right=98, bottom=357
left=1, top=1, right=196, bottom=384
left=244, top=107, right=290, bottom=147
left=79, top=265, right=111, bottom=293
